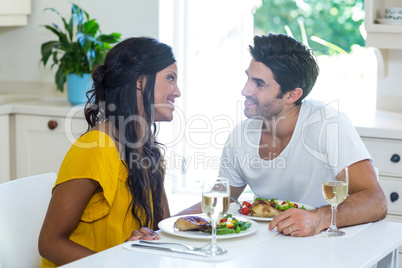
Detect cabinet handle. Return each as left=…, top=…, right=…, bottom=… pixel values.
left=390, top=192, right=399, bottom=202
left=47, top=120, right=58, bottom=130
left=390, top=154, right=400, bottom=163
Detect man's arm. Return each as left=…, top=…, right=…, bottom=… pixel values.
left=269, top=159, right=387, bottom=237
left=173, top=185, right=247, bottom=216
left=335, top=159, right=387, bottom=226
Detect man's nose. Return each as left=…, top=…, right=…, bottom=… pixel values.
left=241, top=80, right=253, bottom=96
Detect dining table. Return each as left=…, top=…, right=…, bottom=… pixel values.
left=60, top=213, right=402, bottom=268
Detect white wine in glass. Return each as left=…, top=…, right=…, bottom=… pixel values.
left=200, top=177, right=230, bottom=256
left=322, top=165, right=349, bottom=236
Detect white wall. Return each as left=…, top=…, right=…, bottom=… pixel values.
left=0, top=0, right=159, bottom=88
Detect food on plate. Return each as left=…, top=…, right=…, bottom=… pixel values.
left=174, top=214, right=252, bottom=235
left=216, top=214, right=252, bottom=234
left=240, top=198, right=307, bottom=217
left=242, top=201, right=251, bottom=208
left=249, top=199, right=283, bottom=217
left=241, top=206, right=251, bottom=215
left=174, top=215, right=211, bottom=231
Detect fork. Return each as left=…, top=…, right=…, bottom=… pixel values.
left=231, top=197, right=242, bottom=213
left=139, top=240, right=205, bottom=251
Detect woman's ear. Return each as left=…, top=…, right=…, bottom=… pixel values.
left=285, top=87, right=303, bottom=104
left=136, top=76, right=143, bottom=91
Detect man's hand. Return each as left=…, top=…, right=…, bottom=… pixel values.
left=126, top=227, right=161, bottom=241
left=268, top=207, right=329, bottom=237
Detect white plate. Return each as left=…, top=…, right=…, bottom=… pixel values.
left=228, top=200, right=314, bottom=222
left=376, top=18, right=402, bottom=25
left=158, top=214, right=258, bottom=240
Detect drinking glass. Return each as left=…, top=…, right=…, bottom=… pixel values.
left=322, top=165, right=349, bottom=237
left=200, top=177, right=230, bottom=256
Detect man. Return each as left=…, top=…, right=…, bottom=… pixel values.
left=180, top=33, right=387, bottom=237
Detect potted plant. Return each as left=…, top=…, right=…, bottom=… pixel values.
left=40, top=3, right=121, bottom=105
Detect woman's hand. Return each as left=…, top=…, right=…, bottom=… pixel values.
left=126, top=227, right=161, bottom=241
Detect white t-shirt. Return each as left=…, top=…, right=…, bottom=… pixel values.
left=219, top=99, right=372, bottom=208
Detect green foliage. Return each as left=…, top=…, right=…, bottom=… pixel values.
left=253, top=0, right=365, bottom=55
left=40, top=3, right=121, bottom=92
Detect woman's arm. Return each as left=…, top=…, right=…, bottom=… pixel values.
left=125, top=187, right=169, bottom=241
left=38, top=178, right=99, bottom=265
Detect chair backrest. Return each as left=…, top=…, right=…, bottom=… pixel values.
left=0, top=173, right=56, bottom=268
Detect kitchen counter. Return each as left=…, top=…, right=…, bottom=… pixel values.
left=349, top=109, right=402, bottom=140
left=0, top=81, right=85, bottom=117
left=3, top=98, right=85, bottom=117
left=0, top=80, right=402, bottom=139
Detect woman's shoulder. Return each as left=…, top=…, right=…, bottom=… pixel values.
left=75, top=122, right=122, bottom=152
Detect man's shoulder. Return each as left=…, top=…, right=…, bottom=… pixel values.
left=300, top=99, right=351, bottom=123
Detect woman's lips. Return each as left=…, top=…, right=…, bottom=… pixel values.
left=167, top=99, right=175, bottom=109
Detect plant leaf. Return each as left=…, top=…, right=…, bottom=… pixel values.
left=40, top=41, right=60, bottom=66
left=72, top=3, right=85, bottom=26
left=43, top=25, right=68, bottom=44
left=55, top=65, right=66, bottom=92
left=97, top=33, right=121, bottom=44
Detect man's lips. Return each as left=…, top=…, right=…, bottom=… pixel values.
left=244, top=98, right=257, bottom=107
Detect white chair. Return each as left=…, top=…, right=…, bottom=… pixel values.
left=0, top=173, right=56, bottom=268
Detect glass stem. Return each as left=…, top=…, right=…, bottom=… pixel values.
left=211, top=219, right=217, bottom=247
left=329, top=205, right=338, bottom=231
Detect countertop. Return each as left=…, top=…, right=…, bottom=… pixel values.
left=0, top=81, right=401, bottom=137
left=60, top=220, right=402, bottom=268
left=349, top=109, right=402, bottom=140
left=0, top=81, right=84, bottom=117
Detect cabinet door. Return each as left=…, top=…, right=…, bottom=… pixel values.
left=0, top=114, right=10, bottom=183
left=15, top=114, right=87, bottom=179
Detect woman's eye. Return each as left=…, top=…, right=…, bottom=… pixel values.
left=168, top=76, right=175, bottom=82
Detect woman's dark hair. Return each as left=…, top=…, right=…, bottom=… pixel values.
left=84, top=37, right=176, bottom=229
left=249, top=33, right=319, bottom=105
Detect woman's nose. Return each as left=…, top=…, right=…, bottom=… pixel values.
left=174, top=84, right=181, bottom=98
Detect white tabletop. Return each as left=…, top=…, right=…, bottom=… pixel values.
left=61, top=220, right=402, bottom=268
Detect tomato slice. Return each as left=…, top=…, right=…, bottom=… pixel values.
left=242, top=201, right=252, bottom=208
left=241, top=207, right=250, bottom=215
left=220, top=218, right=227, bottom=223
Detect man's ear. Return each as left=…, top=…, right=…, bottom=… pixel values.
left=285, top=87, right=303, bottom=104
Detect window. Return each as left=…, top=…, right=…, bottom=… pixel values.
left=159, top=0, right=376, bottom=203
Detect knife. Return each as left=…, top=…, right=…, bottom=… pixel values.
left=131, top=243, right=208, bottom=257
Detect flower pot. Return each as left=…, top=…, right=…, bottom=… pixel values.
left=66, top=73, right=93, bottom=105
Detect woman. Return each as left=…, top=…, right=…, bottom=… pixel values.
left=39, top=37, right=181, bottom=267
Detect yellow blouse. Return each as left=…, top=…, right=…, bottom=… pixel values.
left=42, top=130, right=143, bottom=268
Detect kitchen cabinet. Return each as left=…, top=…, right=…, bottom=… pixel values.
left=361, top=137, right=402, bottom=219
left=354, top=109, right=402, bottom=266
left=360, top=136, right=402, bottom=266
left=0, top=115, right=10, bottom=183
left=14, top=114, right=87, bottom=179
left=364, top=0, right=402, bottom=113
left=365, top=0, right=402, bottom=49
left=0, top=0, right=31, bottom=26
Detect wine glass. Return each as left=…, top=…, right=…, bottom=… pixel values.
left=322, top=165, right=349, bottom=237
left=200, top=177, right=230, bottom=256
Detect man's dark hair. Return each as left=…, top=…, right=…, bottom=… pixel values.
left=249, top=33, right=319, bottom=105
